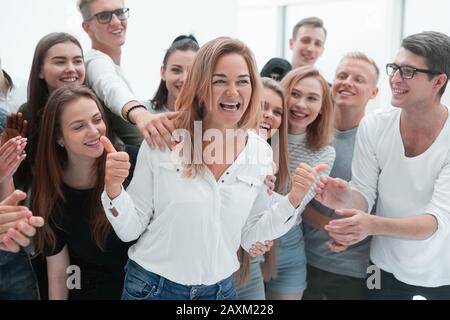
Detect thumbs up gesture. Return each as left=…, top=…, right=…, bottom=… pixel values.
left=101, top=136, right=131, bottom=199
left=287, top=163, right=328, bottom=208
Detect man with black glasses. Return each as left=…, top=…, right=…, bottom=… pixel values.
left=79, top=0, right=176, bottom=149
left=314, top=31, right=450, bottom=299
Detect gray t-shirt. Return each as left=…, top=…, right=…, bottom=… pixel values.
left=304, top=127, right=371, bottom=279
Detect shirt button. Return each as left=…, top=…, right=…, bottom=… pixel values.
left=177, top=169, right=180, bottom=172
left=226, top=172, right=230, bottom=175
left=221, top=180, right=225, bottom=183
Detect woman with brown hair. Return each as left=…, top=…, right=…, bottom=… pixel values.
left=15, top=33, right=86, bottom=299
left=145, top=34, right=200, bottom=113
left=101, top=37, right=322, bottom=300
left=264, top=66, right=336, bottom=300
left=17, top=32, right=86, bottom=192
left=32, top=85, right=137, bottom=299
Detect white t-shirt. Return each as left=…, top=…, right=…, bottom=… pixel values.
left=350, top=106, right=450, bottom=287
left=85, top=49, right=136, bottom=118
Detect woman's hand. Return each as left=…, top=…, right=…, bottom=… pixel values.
left=101, top=136, right=130, bottom=200
left=1, top=112, right=28, bottom=146
left=0, top=137, right=27, bottom=184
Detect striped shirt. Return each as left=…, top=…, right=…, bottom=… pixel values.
left=286, top=133, right=336, bottom=224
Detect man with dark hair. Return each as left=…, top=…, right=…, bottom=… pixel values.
left=315, top=31, right=450, bottom=299
left=289, top=17, right=326, bottom=69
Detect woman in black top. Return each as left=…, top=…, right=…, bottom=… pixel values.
left=32, top=85, right=137, bottom=299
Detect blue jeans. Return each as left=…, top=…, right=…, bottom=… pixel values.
left=265, top=225, right=307, bottom=295
left=367, top=267, right=450, bottom=300
left=0, top=251, right=38, bottom=300
left=121, top=259, right=238, bottom=300
left=235, top=256, right=266, bottom=300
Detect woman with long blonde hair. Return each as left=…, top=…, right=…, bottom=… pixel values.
left=264, top=66, right=336, bottom=300
left=101, top=38, right=321, bottom=300
left=235, top=77, right=290, bottom=299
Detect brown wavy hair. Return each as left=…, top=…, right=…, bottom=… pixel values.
left=174, top=37, right=263, bottom=177
left=33, top=85, right=111, bottom=254
left=261, top=67, right=334, bottom=282
left=235, top=78, right=290, bottom=285
left=18, top=32, right=84, bottom=191
left=261, top=77, right=289, bottom=193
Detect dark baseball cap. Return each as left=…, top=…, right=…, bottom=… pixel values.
left=260, top=58, right=292, bottom=81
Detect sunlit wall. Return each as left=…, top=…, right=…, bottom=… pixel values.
left=238, top=0, right=450, bottom=110
left=0, top=0, right=238, bottom=100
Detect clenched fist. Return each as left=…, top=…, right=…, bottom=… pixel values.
left=288, top=163, right=328, bottom=208
left=101, top=136, right=131, bottom=199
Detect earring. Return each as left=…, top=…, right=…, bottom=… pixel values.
left=58, top=143, right=65, bottom=148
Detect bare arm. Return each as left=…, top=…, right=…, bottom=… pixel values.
left=302, top=204, right=332, bottom=230
left=350, top=190, right=369, bottom=212
left=325, top=210, right=439, bottom=246
left=0, top=179, right=15, bottom=202
left=47, top=245, right=70, bottom=300
left=315, top=177, right=369, bottom=212
left=371, top=214, right=438, bottom=240
left=125, top=106, right=178, bottom=151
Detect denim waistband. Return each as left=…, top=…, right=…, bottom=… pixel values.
left=126, top=259, right=234, bottom=297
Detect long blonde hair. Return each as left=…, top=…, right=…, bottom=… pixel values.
left=174, top=37, right=263, bottom=177
left=261, top=77, right=289, bottom=193
left=235, top=78, right=290, bottom=285
left=261, top=67, right=334, bottom=282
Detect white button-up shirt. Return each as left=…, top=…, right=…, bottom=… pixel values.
left=101, top=131, right=298, bottom=285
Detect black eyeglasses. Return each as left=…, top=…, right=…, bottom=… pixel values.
left=86, top=8, right=129, bottom=24
left=386, top=63, right=441, bottom=80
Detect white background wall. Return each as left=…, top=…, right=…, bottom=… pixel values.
left=0, top=0, right=238, bottom=100
left=0, top=0, right=449, bottom=107
left=238, top=0, right=450, bottom=109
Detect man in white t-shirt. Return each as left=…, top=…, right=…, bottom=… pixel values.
left=315, top=31, right=450, bottom=299
left=79, top=0, right=177, bottom=149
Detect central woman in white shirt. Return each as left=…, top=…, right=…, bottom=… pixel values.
left=101, top=37, right=325, bottom=300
